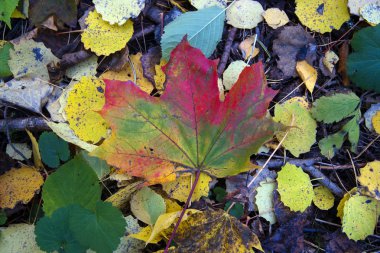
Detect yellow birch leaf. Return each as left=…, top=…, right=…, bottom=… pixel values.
left=66, top=55, right=98, bottom=80
left=0, top=166, right=44, bottom=209
left=277, top=163, right=314, bottom=212
left=226, top=0, right=264, bottom=29
left=296, top=60, right=317, bottom=93
left=238, top=36, right=260, bottom=60
left=372, top=111, right=380, bottom=134
left=101, top=53, right=154, bottom=94
left=26, top=130, right=44, bottom=170
left=262, top=8, right=289, bottom=29
left=255, top=179, right=277, bottom=224
left=162, top=172, right=212, bottom=202
left=337, top=187, right=357, bottom=220
left=348, top=0, right=380, bottom=16
left=273, top=97, right=317, bottom=157
left=358, top=161, right=380, bottom=200
left=295, top=0, right=350, bottom=33
left=361, top=3, right=380, bottom=25
left=64, top=76, right=108, bottom=143
left=81, top=10, right=134, bottom=56
left=190, top=0, right=227, bottom=9
left=129, top=226, right=159, bottom=244
left=313, top=186, right=335, bottom=210
left=93, top=0, right=145, bottom=25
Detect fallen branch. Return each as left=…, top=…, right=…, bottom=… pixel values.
left=217, top=27, right=237, bottom=77
left=0, top=117, right=49, bottom=132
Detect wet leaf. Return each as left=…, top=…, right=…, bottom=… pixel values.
left=29, top=0, right=77, bottom=27
left=313, top=186, right=335, bottom=210
left=93, top=0, right=145, bottom=25
left=91, top=39, right=278, bottom=185
left=277, top=163, right=314, bottom=212
left=358, top=161, right=380, bottom=200
left=38, top=131, right=70, bottom=168
left=81, top=10, right=134, bottom=56
left=0, top=166, right=43, bottom=209
left=226, top=0, right=264, bottom=29
left=0, top=224, right=43, bottom=252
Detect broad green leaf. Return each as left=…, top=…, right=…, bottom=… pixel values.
left=347, top=25, right=380, bottom=93
left=0, top=0, right=18, bottom=27
left=311, top=92, right=360, bottom=123
left=91, top=39, right=278, bottom=185
left=130, top=187, right=166, bottom=225
left=35, top=206, right=86, bottom=253
left=78, top=150, right=110, bottom=179
left=0, top=224, right=43, bottom=253
left=277, top=163, right=314, bottom=212
left=69, top=202, right=126, bottom=253
left=0, top=40, right=13, bottom=78
left=224, top=201, right=244, bottom=219
left=342, top=195, right=380, bottom=241
left=342, top=109, right=361, bottom=152
left=161, top=7, right=225, bottom=60
left=318, top=131, right=345, bottom=159
left=42, top=155, right=101, bottom=216
left=38, top=132, right=70, bottom=168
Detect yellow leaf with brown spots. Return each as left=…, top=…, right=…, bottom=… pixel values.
left=313, top=185, right=335, bottom=210
left=358, top=161, right=380, bottom=200
left=0, top=166, right=44, bottom=209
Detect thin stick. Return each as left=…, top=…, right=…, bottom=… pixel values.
left=217, top=27, right=237, bottom=77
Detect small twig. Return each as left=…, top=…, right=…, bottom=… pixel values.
left=354, top=135, right=380, bottom=159
left=164, top=169, right=201, bottom=253
left=0, top=117, right=49, bottom=132
left=217, top=27, right=237, bottom=77
left=131, top=24, right=155, bottom=41
left=303, top=166, right=344, bottom=197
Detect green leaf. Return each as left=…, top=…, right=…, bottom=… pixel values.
left=342, top=110, right=361, bottom=152
left=0, top=209, right=6, bottom=225
left=35, top=205, right=86, bottom=253
left=130, top=187, right=166, bottom=225
left=69, top=202, right=126, bottom=253
left=347, top=25, right=380, bottom=93
left=42, top=155, right=101, bottom=216
left=213, top=186, right=227, bottom=202
left=224, top=201, right=244, bottom=219
left=0, top=41, right=13, bottom=78
left=318, top=131, right=345, bottom=159
left=311, top=92, right=360, bottom=124
left=0, top=0, right=19, bottom=27
left=161, top=6, right=225, bottom=60
left=38, top=131, right=70, bottom=168
left=78, top=150, right=110, bottom=179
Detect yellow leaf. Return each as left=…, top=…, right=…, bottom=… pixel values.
left=226, top=0, right=264, bottom=29
left=101, top=53, right=154, bottom=94
left=296, top=60, right=317, bottom=93
left=222, top=60, right=248, bottom=90
left=336, top=187, right=357, bottom=219
left=129, top=226, right=160, bottom=243
left=313, top=186, right=335, bottom=210
left=154, top=59, right=167, bottom=91
left=26, top=130, right=44, bottom=170
left=322, top=50, right=339, bottom=74
left=273, top=97, right=317, bottom=157
left=361, top=3, right=380, bottom=25
left=11, top=9, right=26, bottom=19
left=358, top=161, right=380, bottom=200
left=64, top=76, right=108, bottom=143
left=81, top=10, right=134, bottom=56
left=164, top=198, right=182, bottom=213
left=0, top=166, right=44, bottom=209
left=93, top=0, right=145, bottom=25
left=342, top=195, right=380, bottom=241
left=105, top=181, right=140, bottom=209
left=162, top=172, right=212, bottom=202
left=295, top=0, right=350, bottom=33
left=262, top=8, right=289, bottom=29
left=348, top=0, right=380, bottom=16
left=238, top=36, right=260, bottom=60
left=277, top=163, right=314, bottom=212
left=255, top=179, right=277, bottom=224
left=46, top=121, right=97, bottom=152
left=372, top=111, right=380, bottom=134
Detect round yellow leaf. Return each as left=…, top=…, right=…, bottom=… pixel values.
left=226, top=0, right=264, bottom=29
left=162, top=172, right=212, bottom=202
left=93, top=0, right=145, bottom=25
left=0, top=167, right=44, bottom=209
left=277, top=163, right=314, bottom=212
left=372, top=111, right=380, bottom=134
left=358, top=161, right=380, bottom=199
left=81, top=10, right=134, bottom=56
left=361, top=3, right=380, bottom=25
left=313, top=186, right=335, bottom=210
left=64, top=76, right=108, bottom=143
left=295, top=0, right=350, bottom=33
left=222, top=60, right=247, bottom=90
left=262, top=8, right=289, bottom=29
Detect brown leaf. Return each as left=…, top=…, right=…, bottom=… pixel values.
left=141, top=46, right=162, bottom=86
left=325, top=230, right=362, bottom=253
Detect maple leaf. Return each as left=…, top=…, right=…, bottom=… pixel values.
left=91, top=39, right=278, bottom=184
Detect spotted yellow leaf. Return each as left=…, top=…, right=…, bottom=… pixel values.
left=0, top=166, right=44, bottom=209
left=64, top=76, right=108, bottom=143
left=93, top=0, right=145, bottom=25
left=313, top=186, right=335, bottom=210
left=226, top=0, right=264, bottom=29
left=358, top=161, right=380, bottom=200
left=337, top=187, right=357, bottom=219
left=277, top=163, right=314, bottom=212
left=81, top=10, right=134, bottom=56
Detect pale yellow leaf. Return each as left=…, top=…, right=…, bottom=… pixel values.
left=226, top=0, right=264, bottom=29
left=222, top=60, right=247, bottom=90
left=0, top=224, right=43, bottom=253
left=262, top=8, right=289, bottom=29
left=190, top=0, right=227, bottom=9
left=296, top=60, right=317, bottom=93
left=26, top=130, right=44, bottom=170
left=93, top=0, right=145, bottom=25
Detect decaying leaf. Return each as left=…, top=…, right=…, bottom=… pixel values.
left=0, top=166, right=43, bottom=209
left=273, top=97, right=317, bottom=157
left=342, top=195, right=380, bottom=241
left=162, top=172, right=212, bottom=202
left=0, top=224, right=43, bottom=252
left=226, top=0, right=264, bottom=29
left=166, top=209, right=263, bottom=252
left=277, top=163, right=314, bottom=212
left=296, top=60, right=317, bottom=93
left=262, top=8, right=289, bottom=29
left=322, top=50, right=339, bottom=74
left=361, top=3, right=380, bottom=25
left=238, top=36, right=260, bottom=60
left=222, top=60, right=247, bottom=90
left=81, top=10, right=134, bottom=56
left=358, top=161, right=380, bottom=200
left=29, top=0, right=77, bottom=27
left=255, top=179, right=277, bottom=224
left=115, top=216, right=145, bottom=253
left=313, top=186, right=335, bottom=210
left=66, top=55, right=98, bottom=80
left=64, top=76, right=108, bottom=143
left=190, top=0, right=226, bottom=9
left=6, top=143, right=32, bottom=161
left=348, top=0, right=380, bottom=16
left=295, top=0, right=350, bottom=33
left=91, top=39, right=278, bottom=185
left=93, top=0, right=145, bottom=25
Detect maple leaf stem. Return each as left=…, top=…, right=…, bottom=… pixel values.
left=164, top=169, right=201, bottom=253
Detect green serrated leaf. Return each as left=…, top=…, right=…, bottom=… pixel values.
left=161, top=6, right=225, bottom=60
left=311, top=92, right=360, bottom=124
left=38, top=131, right=70, bottom=168
left=0, top=210, right=6, bottom=225
left=69, top=202, right=126, bottom=253
left=347, top=25, right=380, bottom=93
left=0, top=0, right=19, bottom=27
left=318, top=131, right=345, bottom=159
left=78, top=150, right=110, bottom=179
left=42, top=155, right=101, bottom=216
left=0, top=41, right=13, bottom=78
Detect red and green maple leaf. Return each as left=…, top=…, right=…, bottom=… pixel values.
left=91, top=39, right=278, bottom=184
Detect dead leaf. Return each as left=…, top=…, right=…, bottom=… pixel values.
left=262, top=8, right=289, bottom=29
left=239, top=36, right=260, bottom=60
left=296, top=60, right=317, bottom=93
left=6, top=143, right=32, bottom=161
